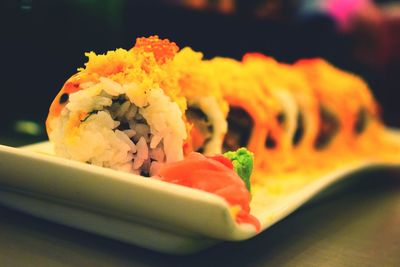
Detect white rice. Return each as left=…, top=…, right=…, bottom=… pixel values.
left=49, top=77, right=187, bottom=176
left=189, top=97, right=228, bottom=155
left=271, top=88, right=299, bottom=149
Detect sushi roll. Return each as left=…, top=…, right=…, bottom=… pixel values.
left=173, top=47, right=229, bottom=155
left=242, top=53, right=321, bottom=172
left=243, top=54, right=320, bottom=152
left=46, top=35, right=391, bottom=180
left=243, top=54, right=300, bottom=151
left=294, top=58, right=379, bottom=150
left=46, top=36, right=191, bottom=176
left=276, top=63, right=320, bottom=151
left=208, top=56, right=283, bottom=170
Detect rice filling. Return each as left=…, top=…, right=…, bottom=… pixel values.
left=48, top=77, right=187, bottom=176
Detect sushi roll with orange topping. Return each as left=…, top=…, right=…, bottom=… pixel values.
left=47, top=36, right=191, bottom=176
left=47, top=35, right=396, bottom=181
left=294, top=58, right=380, bottom=150
left=242, top=53, right=320, bottom=171
left=46, top=36, right=235, bottom=176
left=173, top=47, right=229, bottom=155
left=208, top=56, right=282, bottom=170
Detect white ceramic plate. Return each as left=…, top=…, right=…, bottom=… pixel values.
left=0, top=135, right=399, bottom=254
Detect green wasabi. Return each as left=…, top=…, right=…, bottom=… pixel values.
left=224, top=148, right=254, bottom=192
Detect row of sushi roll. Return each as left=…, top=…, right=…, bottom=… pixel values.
left=46, top=36, right=400, bottom=229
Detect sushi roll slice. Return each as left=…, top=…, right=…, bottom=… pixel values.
left=209, top=56, right=283, bottom=170
left=294, top=58, right=379, bottom=150
left=46, top=36, right=190, bottom=176
left=276, top=63, right=320, bottom=151
left=243, top=54, right=302, bottom=152
left=242, top=53, right=322, bottom=172
left=173, top=47, right=229, bottom=155
left=243, top=53, right=321, bottom=152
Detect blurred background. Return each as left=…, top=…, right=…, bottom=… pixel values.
left=1, top=0, right=399, bottom=146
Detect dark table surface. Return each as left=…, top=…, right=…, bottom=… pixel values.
left=1, top=136, right=400, bottom=266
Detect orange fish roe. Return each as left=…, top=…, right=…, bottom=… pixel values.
left=134, top=35, right=179, bottom=64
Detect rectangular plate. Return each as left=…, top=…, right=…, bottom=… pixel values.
left=1, top=133, right=400, bottom=254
